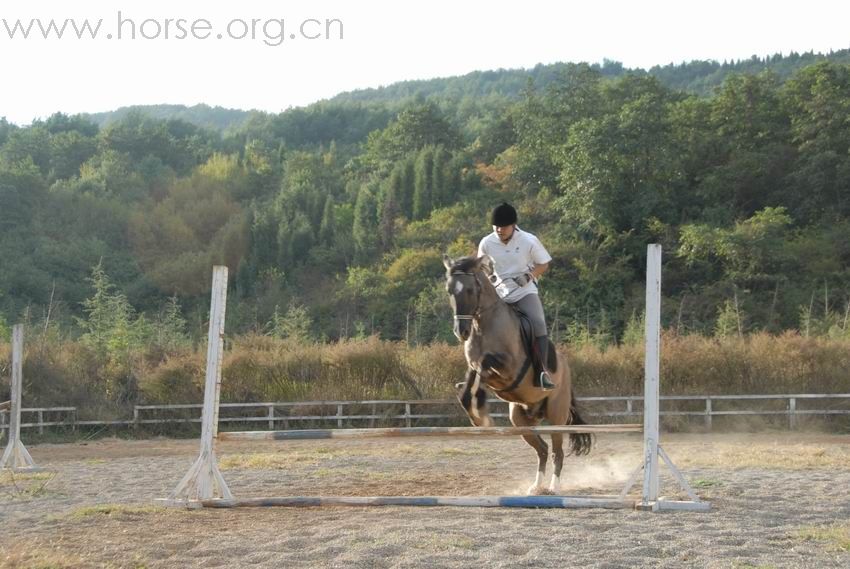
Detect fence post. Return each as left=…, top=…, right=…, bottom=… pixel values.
left=405, top=403, right=412, bottom=428
left=788, top=397, right=797, bottom=430
left=626, top=399, right=633, bottom=416
left=133, top=406, right=140, bottom=430
left=38, top=410, right=44, bottom=435
left=704, top=398, right=712, bottom=431
left=337, top=404, right=344, bottom=428
left=268, top=406, right=274, bottom=430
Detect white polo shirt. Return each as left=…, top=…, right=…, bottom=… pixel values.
left=477, top=226, right=552, bottom=303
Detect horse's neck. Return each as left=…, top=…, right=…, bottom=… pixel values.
left=473, top=284, right=519, bottom=348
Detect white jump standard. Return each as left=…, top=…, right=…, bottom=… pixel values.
left=159, top=266, right=232, bottom=506
left=163, top=248, right=710, bottom=511
left=0, top=325, right=42, bottom=472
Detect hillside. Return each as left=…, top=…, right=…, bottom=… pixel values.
left=1, top=55, right=850, bottom=352
left=79, top=49, right=850, bottom=132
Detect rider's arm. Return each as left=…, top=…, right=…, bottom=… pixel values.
left=529, top=262, right=549, bottom=280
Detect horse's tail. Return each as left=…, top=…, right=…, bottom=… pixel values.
left=567, top=392, right=593, bottom=456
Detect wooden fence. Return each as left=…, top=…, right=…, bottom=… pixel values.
left=2, top=394, right=850, bottom=439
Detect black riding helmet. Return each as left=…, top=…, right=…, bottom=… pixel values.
left=490, top=202, right=517, bottom=227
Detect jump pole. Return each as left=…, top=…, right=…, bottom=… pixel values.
left=0, top=324, right=42, bottom=472
left=219, top=424, right=642, bottom=441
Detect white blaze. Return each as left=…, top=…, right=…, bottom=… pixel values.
left=454, top=281, right=464, bottom=295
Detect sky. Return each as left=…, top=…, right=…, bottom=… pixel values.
left=1, top=0, right=849, bottom=125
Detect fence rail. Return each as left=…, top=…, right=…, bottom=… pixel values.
left=2, top=394, right=850, bottom=438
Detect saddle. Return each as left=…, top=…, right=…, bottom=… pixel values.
left=510, top=305, right=558, bottom=377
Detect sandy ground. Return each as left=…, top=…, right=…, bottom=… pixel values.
left=2, top=432, right=850, bottom=568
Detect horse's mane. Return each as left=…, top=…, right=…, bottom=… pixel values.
left=448, top=256, right=479, bottom=274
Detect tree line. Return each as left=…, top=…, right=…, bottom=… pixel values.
left=1, top=58, right=850, bottom=349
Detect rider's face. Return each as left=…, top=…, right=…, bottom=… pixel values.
left=494, top=224, right=515, bottom=243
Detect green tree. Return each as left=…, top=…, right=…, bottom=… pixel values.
left=352, top=184, right=378, bottom=263
left=782, top=62, right=850, bottom=220
left=152, top=295, right=190, bottom=352
left=268, top=302, right=314, bottom=342
left=431, top=145, right=448, bottom=208
left=556, top=75, right=683, bottom=242
left=364, top=102, right=461, bottom=172
left=413, top=147, right=434, bottom=220
left=75, top=262, right=149, bottom=399
left=318, top=194, right=336, bottom=246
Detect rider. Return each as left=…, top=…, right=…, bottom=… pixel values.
left=477, top=202, right=556, bottom=390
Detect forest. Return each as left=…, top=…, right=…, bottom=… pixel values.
left=1, top=51, right=849, bottom=410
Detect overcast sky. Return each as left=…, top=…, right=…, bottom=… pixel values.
left=2, top=0, right=849, bottom=125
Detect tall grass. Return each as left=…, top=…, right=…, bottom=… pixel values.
left=0, top=332, right=848, bottom=420
left=570, top=331, right=850, bottom=395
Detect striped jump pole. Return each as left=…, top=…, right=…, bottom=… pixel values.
left=202, top=495, right=635, bottom=509
left=0, top=325, right=42, bottom=472
left=219, top=424, right=642, bottom=441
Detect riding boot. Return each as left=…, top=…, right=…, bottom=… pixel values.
left=534, top=336, right=556, bottom=390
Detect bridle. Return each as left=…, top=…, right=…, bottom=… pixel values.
left=449, top=270, right=495, bottom=323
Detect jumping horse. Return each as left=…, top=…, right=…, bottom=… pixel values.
left=443, top=254, right=592, bottom=495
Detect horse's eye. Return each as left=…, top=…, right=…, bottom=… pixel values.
left=489, top=275, right=498, bottom=283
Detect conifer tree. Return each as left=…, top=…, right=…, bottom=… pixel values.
left=412, top=147, right=434, bottom=220
left=319, top=194, right=336, bottom=246
left=353, top=184, right=378, bottom=263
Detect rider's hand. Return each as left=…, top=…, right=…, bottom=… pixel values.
left=513, top=272, right=534, bottom=287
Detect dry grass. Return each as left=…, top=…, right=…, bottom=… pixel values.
left=795, top=523, right=850, bottom=552
left=0, top=471, right=56, bottom=500
left=411, top=533, right=476, bottom=551
left=220, top=443, right=490, bottom=470
left=570, top=331, right=850, bottom=396
left=220, top=450, right=337, bottom=469
left=65, top=504, right=164, bottom=519
left=0, top=545, right=87, bottom=569
left=671, top=440, right=850, bottom=469
left=8, top=332, right=850, bottom=424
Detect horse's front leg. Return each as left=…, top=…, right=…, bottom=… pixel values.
left=456, top=368, right=492, bottom=427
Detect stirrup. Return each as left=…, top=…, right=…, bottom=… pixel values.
left=538, top=371, right=556, bottom=391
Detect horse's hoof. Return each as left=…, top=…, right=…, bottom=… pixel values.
left=526, top=485, right=547, bottom=496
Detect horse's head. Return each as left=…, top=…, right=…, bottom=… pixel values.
left=442, top=254, right=495, bottom=342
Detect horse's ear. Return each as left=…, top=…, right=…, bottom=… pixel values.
left=442, top=254, right=453, bottom=271
left=478, top=255, right=495, bottom=276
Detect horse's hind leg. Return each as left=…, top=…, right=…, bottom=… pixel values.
left=549, top=433, right=564, bottom=493
left=510, top=403, right=549, bottom=495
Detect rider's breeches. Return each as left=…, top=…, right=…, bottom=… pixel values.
left=509, top=294, right=547, bottom=338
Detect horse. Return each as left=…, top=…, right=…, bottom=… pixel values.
left=443, top=253, right=592, bottom=495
